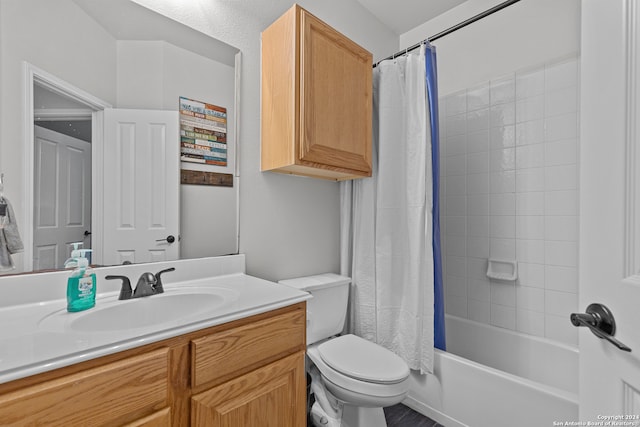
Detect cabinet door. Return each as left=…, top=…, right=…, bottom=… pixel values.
left=0, top=348, right=168, bottom=426
left=299, top=9, right=372, bottom=175
left=191, top=351, right=306, bottom=427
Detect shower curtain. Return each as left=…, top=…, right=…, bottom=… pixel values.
left=426, top=44, right=446, bottom=352
left=340, top=43, right=443, bottom=375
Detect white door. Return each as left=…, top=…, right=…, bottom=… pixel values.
left=579, top=0, right=640, bottom=421
left=102, top=108, right=180, bottom=265
left=33, top=126, right=91, bottom=270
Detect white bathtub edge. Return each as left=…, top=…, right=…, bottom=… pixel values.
left=445, top=314, right=579, bottom=395
left=434, top=348, right=579, bottom=405
left=403, top=394, right=468, bottom=427
left=405, top=347, right=578, bottom=427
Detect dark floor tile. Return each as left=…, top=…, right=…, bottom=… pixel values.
left=384, top=403, right=409, bottom=424
left=384, top=403, right=437, bottom=427
left=400, top=410, right=437, bottom=427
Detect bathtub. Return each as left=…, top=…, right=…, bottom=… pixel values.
left=404, top=315, right=579, bottom=427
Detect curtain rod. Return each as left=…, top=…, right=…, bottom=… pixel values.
left=373, top=0, right=522, bottom=67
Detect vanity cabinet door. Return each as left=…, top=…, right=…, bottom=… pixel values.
left=191, top=351, right=306, bottom=427
left=261, top=4, right=372, bottom=181
left=0, top=348, right=169, bottom=426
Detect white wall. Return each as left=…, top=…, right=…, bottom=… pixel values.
left=116, top=41, right=165, bottom=109
left=401, top=0, right=580, bottom=96
left=116, top=40, right=238, bottom=258
left=130, top=0, right=399, bottom=281
left=0, top=0, right=117, bottom=273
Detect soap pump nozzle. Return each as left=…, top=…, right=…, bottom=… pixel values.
left=64, top=242, right=84, bottom=269
left=77, top=249, right=92, bottom=268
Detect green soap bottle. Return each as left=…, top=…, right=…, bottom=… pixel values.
left=66, top=247, right=96, bottom=312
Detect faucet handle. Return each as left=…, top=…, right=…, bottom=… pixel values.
left=154, top=267, right=175, bottom=294
left=105, top=275, right=132, bottom=300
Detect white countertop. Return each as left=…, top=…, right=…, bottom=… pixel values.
left=0, top=268, right=310, bottom=384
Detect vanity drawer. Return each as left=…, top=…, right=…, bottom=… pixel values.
left=0, top=348, right=169, bottom=426
left=191, top=308, right=305, bottom=388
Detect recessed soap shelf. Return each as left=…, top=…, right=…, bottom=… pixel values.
left=486, top=259, right=518, bottom=281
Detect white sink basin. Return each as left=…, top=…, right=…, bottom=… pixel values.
left=39, top=287, right=238, bottom=333
left=71, top=293, right=226, bottom=332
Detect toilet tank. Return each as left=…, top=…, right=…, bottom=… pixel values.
left=278, top=273, right=351, bottom=345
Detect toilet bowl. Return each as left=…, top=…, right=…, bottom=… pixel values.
left=278, top=274, right=410, bottom=427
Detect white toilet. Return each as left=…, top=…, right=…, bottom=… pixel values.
left=279, top=274, right=410, bottom=427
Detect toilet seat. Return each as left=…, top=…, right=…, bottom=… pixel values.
left=317, top=334, right=410, bottom=384
left=307, top=336, right=410, bottom=404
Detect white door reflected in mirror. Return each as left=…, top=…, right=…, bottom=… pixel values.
left=102, top=108, right=180, bottom=265
left=33, top=126, right=91, bottom=270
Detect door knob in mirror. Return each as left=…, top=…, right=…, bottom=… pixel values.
left=156, top=235, right=176, bottom=244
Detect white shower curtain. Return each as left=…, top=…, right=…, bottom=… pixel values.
left=341, top=47, right=435, bottom=374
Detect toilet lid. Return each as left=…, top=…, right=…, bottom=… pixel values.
left=317, top=334, right=410, bottom=384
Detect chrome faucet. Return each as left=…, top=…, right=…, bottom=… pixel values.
left=133, top=272, right=157, bottom=298
left=106, top=267, right=175, bottom=300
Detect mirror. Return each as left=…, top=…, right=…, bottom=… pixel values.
left=0, top=0, right=240, bottom=274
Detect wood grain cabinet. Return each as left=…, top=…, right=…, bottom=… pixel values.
left=191, top=353, right=305, bottom=427
left=0, top=349, right=170, bottom=426
left=0, top=303, right=306, bottom=427
left=261, top=4, right=373, bottom=180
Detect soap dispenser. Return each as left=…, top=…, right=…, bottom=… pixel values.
left=65, top=243, right=96, bottom=312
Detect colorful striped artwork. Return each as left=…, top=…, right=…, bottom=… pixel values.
left=179, top=97, right=227, bottom=166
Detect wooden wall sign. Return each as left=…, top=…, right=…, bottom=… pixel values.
left=180, top=170, right=233, bottom=187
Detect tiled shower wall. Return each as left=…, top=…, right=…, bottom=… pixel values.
left=440, top=56, right=579, bottom=346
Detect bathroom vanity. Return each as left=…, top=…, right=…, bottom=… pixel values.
left=0, top=256, right=309, bottom=426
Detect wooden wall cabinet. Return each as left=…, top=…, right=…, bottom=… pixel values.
left=261, top=5, right=373, bottom=181
left=0, top=303, right=306, bottom=427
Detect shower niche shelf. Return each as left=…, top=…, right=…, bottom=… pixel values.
left=486, top=259, right=518, bottom=282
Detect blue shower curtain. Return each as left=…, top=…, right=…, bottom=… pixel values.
left=425, top=42, right=446, bottom=351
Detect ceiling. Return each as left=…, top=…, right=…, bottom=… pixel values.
left=73, top=0, right=238, bottom=66
left=33, top=85, right=92, bottom=142
left=355, top=0, right=468, bottom=34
